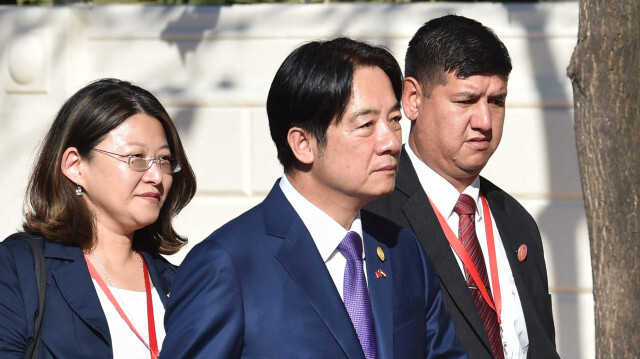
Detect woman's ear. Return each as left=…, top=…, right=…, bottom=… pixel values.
left=287, top=127, right=316, bottom=165
left=61, top=147, right=84, bottom=186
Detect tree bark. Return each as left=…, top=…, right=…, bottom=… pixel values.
left=567, top=0, right=640, bottom=357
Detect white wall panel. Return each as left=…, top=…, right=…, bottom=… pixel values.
left=0, top=3, right=589, bottom=358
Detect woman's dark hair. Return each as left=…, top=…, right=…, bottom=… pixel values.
left=23, top=78, right=197, bottom=255
left=266, top=37, right=403, bottom=173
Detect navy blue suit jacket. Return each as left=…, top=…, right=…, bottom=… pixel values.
left=162, top=182, right=467, bottom=359
left=0, top=235, right=176, bottom=359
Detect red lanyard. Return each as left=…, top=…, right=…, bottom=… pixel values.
left=429, top=195, right=502, bottom=323
left=85, top=252, right=159, bottom=359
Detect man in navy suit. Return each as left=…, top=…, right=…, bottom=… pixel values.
left=161, top=37, right=467, bottom=358
left=365, top=16, right=560, bottom=359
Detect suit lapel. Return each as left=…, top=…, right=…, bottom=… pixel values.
left=481, top=180, right=521, bottom=259
left=267, top=184, right=365, bottom=359
left=141, top=252, right=174, bottom=307
left=483, top=180, right=560, bottom=356
left=47, top=245, right=111, bottom=344
left=481, top=179, right=537, bottom=325
left=362, top=231, right=393, bottom=359
left=44, top=244, right=175, bottom=348
left=395, top=150, right=493, bottom=351
left=482, top=179, right=537, bottom=307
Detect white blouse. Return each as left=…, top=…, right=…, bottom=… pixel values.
left=92, top=279, right=166, bottom=359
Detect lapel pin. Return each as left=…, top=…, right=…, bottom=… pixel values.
left=376, top=247, right=385, bottom=262
left=517, top=244, right=528, bottom=262
left=167, top=292, right=171, bottom=298
left=375, top=269, right=387, bottom=279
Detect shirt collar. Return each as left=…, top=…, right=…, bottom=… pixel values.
left=405, top=144, right=483, bottom=220
left=279, top=174, right=364, bottom=262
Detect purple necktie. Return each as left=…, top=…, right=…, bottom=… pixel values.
left=338, top=231, right=377, bottom=359
left=454, top=194, right=504, bottom=359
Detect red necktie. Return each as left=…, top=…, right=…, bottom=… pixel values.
left=454, top=194, right=504, bottom=359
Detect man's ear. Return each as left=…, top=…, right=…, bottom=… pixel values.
left=402, top=77, right=422, bottom=122
left=287, top=127, right=316, bottom=165
left=61, top=147, right=84, bottom=186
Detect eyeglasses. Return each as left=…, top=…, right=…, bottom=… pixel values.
left=92, top=148, right=181, bottom=174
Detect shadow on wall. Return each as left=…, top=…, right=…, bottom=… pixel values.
left=160, top=6, right=221, bottom=64
left=158, top=7, right=223, bottom=141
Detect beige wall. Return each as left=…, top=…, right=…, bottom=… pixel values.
left=0, top=2, right=591, bottom=358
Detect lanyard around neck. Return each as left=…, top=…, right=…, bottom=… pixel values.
left=85, top=252, right=159, bottom=359
left=428, top=195, right=502, bottom=323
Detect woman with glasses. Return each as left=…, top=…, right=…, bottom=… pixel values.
left=0, top=78, right=196, bottom=358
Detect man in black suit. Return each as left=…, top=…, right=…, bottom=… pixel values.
left=365, top=15, right=560, bottom=359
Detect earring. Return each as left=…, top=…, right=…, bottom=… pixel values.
left=75, top=184, right=83, bottom=196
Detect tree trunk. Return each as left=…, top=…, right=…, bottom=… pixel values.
left=567, top=0, right=640, bottom=357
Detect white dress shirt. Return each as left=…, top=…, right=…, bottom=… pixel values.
left=406, top=145, right=529, bottom=359
left=279, top=175, right=367, bottom=300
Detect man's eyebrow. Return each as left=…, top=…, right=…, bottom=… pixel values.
left=353, top=108, right=381, bottom=117
left=451, top=91, right=479, bottom=99
left=351, top=102, right=401, bottom=118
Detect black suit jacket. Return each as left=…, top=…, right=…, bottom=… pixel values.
left=365, top=149, right=560, bottom=359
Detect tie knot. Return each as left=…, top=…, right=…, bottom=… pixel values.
left=454, top=194, right=476, bottom=216
left=338, top=231, right=363, bottom=262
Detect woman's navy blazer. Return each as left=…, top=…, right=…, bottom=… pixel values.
left=0, top=234, right=176, bottom=359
